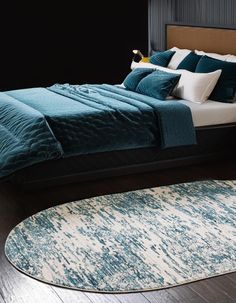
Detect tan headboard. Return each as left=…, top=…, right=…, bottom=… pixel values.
left=166, top=25, right=236, bottom=55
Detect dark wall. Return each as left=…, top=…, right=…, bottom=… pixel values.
left=149, top=0, right=236, bottom=52
left=0, top=1, right=148, bottom=90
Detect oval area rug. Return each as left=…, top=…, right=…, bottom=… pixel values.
left=5, top=180, right=236, bottom=293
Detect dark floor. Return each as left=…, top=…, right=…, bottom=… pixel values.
left=0, top=160, right=236, bottom=303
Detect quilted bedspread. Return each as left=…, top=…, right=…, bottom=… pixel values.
left=0, top=84, right=196, bottom=177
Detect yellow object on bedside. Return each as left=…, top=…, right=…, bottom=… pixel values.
left=140, top=57, right=149, bottom=63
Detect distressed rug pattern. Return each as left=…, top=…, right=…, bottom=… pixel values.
left=5, top=180, right=236, bottom=293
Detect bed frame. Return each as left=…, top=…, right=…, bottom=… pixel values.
left=7, top=24, right=236, bottom=189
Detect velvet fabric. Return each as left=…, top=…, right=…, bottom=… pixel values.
left=136, top=70, right=181, bottom=100
left=123, top=68, right=154, bottom=91
left=195, top=56, right=236, bottom=102
left=0, top=84, right=196, bottom=177
left=177, top=52, right=202, bottom=72
left=149, top=50, right=175, bottom=67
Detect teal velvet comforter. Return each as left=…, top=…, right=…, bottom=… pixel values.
left=0, top=84, right=196, bottom=178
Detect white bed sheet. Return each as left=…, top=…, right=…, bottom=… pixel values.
left=179, top=99, right=236, bottom=127
left=117, top=84, right=236, bottom=127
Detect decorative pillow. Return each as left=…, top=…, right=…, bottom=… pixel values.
left=173, top=69, right=222, bottom=104
left=130, top=62, right=222, bottom=103
left=226, top=55, right=236, bottom=101
left=167, top=47, right=192, bottom=69
left=149, top=50, right=175, bottom=67
left=177, top=52, right=202, bottom=72
left=123, top=68, right=154, bottom=91
left=195, top=56, right=236, bottom=102
left=195, top=50, right=230, bottom=61
left=136, top=70, right=181, bottom=100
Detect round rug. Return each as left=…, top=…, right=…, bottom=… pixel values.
left=5, top=180, right=236, bottom=293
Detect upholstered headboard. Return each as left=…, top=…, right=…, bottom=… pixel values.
left=166, top=25, right=236, bottom=55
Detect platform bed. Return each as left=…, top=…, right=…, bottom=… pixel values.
left=7, top=123, right=236, bottom=189
left=3, top=24, right=236, bottom=189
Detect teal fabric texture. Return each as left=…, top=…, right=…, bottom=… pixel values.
left=123, top=68, right=154, bottom=91
left=149, top=50, right=175, bottom=67
left=195, top=55, right=236, bottom=102
left=0, top=84, right=196, bottom=177
left=49, top=84, right=196, bottom=149
left=5, top=180, right=236, bottom=293
left=177, top=52, right=202, bottom=72
left=0, top=91, right=63, bottom=178
left=136, top=70, right=181, bottom=100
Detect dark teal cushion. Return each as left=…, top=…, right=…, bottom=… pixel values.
left=149, top=50, right=175, bottom=67
left=136, top=70, right=181, bottom=100
left=177, top=52, right=202, bottom=72
left=195, top=56, right=236, bottom=103
left=123, top=68, right=154, bottom=91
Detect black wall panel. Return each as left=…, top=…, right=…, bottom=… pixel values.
left=0, top=1, right=148, bottom=90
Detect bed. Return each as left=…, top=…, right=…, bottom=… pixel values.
left=2, top=24, right=236, bottom=188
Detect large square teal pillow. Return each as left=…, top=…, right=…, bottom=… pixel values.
left=136, top=70, right=181, bottom=100
left=149, top=50, right=175, bottom=67
left=123, top=68, right=154, bottom=91
left=195, top=55, right=236, bottom=102
left=177, top=52, right=202, bottom=72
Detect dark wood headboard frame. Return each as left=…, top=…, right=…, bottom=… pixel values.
left=165, top=24, right=236, bottom=55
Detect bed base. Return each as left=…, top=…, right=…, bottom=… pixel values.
left=7, top=124, right=236, bottom=189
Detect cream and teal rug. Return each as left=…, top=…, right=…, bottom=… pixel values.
left=5, top=180, right=236, bottom=293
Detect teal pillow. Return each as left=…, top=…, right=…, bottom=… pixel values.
left=123, top=68, right=154, bottom=91
left=195, top=56, right=236, bottom=103
left=136, top=70, right=181, bottom=100
left=149, top=50, right=175, bottom=67
left=177, top=52, right=202, bottom=72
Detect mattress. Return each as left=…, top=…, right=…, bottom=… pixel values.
left=179, top=99, right=236, bottom=127
left=118, top=84, right=236, bottom=127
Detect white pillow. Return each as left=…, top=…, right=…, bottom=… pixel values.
left=172, top=69, right=222, bottom=104
left=130, top=61, right=177, bottom=72
left=167, top=47, right=192, bottom=69
left=195, top=50, right=230, bottom=61
left=131, top=61, right=161, bottom=70
left=130, top=61, right=221, bottom=104
left=226, top=55, right=236, bottom=62
left=131, top=61, right=174, bottom=72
